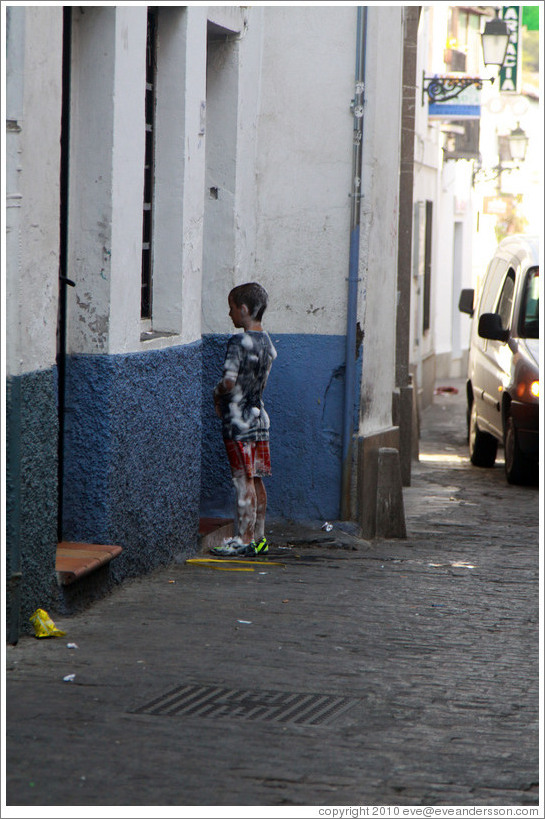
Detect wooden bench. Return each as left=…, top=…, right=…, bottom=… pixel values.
left=56, top=542, right=123, bottom=586
left=57, top=521, right=233, bottom=584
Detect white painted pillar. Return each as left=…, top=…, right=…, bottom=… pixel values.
left=109, top=7, right=148, bottom=355
left=359, top=6, right=404, bottom=436
left=67, top=6, right=118, bottom=355
left=5, top=6, right=63, bottom=376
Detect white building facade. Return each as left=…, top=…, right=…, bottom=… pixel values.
left=411, top=5, right=541, bottom=411
left=5, top=4, right=414, bottom=637
left=411, top=4, right=478, bottom=408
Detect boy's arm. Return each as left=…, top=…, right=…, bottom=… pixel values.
left=214, top=375, right=236, bottom=396
left=213, top=375, right=236, bottom=418
left=213, top=338, right=241, bottom=416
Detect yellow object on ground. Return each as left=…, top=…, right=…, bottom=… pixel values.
left=186, top=557, right=285, bottom=572
left=29, top=609, right=66, bottom=638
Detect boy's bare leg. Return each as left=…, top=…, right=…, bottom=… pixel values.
left=254, top=478, right=267, bottom=542
left=232, top=472, right=256, bottom=544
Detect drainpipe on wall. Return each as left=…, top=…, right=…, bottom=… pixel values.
left=341, top=6, right=367, bottom=521
left=7, top=379, right=23, bottom=645
left=57, top=5, right=74, bottom=541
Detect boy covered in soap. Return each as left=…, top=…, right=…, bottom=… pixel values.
left=211, top=282, right=277, bottom=557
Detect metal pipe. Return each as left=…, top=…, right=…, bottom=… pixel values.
left=7, top=378, right=23, bottom=645
left=57, top=6, right=74, bottom=541
left=341, top=6, right=367, bottom=520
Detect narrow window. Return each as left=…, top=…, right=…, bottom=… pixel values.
left=496, top=270, right=516, bottom=330
left=141, top=8, right=157, bottom=320
left=422, top=200, right=433, bottom=333
left=520, top=267, right=539, bottom=339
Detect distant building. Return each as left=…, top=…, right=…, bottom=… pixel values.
left=411, top=5, right=541, bottom=410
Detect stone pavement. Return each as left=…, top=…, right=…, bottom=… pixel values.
left=4, top=379, right=541, bottom=812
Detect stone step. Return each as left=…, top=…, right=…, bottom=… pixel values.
left=198, top=517, right=234, bottom=552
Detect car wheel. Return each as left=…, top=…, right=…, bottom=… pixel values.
left=469, top=400, right=498, bottom=467
left=504, top=413, right=533, bottom=485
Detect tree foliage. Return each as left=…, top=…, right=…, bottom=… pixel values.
left=522, top=29, right=539, bottom=75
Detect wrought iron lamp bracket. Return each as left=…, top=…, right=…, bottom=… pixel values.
left=472, top=163, right=518, bottom=187
left=422, top=71, right=494, bottom=106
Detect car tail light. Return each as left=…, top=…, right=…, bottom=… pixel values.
left=516, top=380, right=539, bottom=399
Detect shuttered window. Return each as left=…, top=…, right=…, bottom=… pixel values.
left=141, top=8, right=157, bottom=320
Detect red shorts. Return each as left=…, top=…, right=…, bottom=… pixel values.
left=224, top=439, right=272, bottom=479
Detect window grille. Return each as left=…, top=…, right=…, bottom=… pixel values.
left=141, top=8, right=157, bottom=320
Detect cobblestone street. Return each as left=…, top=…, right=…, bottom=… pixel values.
left=5, top=381, right=541, bottom=812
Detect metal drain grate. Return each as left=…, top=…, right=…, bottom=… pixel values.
left=131, top=683, right=357, bottom=726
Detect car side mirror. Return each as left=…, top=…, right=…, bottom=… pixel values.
left=478, top=313, right=509, bottom=342
left=458, top=288, right=474, bottom=316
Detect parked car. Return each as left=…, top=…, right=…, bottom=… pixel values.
left=459, top=235, right=539, bottom=485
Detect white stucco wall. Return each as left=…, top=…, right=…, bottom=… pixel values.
left=66, top=6, right=120, bottom=356
left=412, top=5, right=481, bottom=383
left=153, top=6, right=208, bottom=345
left=434, top=161, right=474, bottom=375
left=358, top=6, right=404, bottom=435
left=201, top=5, right=263, bottom=335
left=109, top=7, right=148, bottom=355
left=177, top=8, right=209, bottom=346
left=254, top=6, right=356, bottom=336
left=66, top=6, right=207, bottom=356
left=412, top=6, right=442, bottom=386
left=5, top=7, right=63, bottom=376
left=202, top=21, right=246, bottom=333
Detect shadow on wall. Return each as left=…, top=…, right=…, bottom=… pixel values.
left=200, top=333, right=354, bottom=521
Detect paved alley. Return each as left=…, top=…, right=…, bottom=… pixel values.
left=4, top=380, right=540, bottom=812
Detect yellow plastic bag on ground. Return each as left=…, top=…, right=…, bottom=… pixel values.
left=29, top=609, right=66, bottom=638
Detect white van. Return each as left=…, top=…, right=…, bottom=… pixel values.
left=458, top=234, right=539, bottom=484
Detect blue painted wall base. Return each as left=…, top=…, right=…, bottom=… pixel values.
left=6, top=369, right=59, bottom=637
left=5, top=333, right=362, bottom=638
left=63, top=342, right=202, bottom=578
left=201, top=333, right=360, bottom=522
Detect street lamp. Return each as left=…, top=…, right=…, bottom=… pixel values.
left=422, top=9, right=511, bottom=106
left=472, top=124, right=529, bottom=188
left=508, top=122, right=529, bottom=162
left=481, top=10, right=510, bottom=67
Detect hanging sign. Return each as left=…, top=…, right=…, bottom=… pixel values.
left=427, top=79, right=481, bottom=120
left=483, top=196, right=514, bottom=217
left=499, top=7, right=522, bottom=93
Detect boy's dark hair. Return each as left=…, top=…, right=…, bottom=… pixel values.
left=229, top=282, right=269, bottom=321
